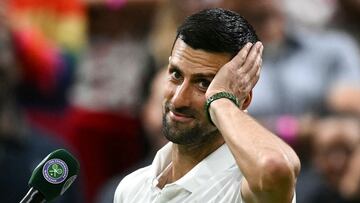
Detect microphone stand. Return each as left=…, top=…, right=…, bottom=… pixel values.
left=20, top=188, right=46, bottom=203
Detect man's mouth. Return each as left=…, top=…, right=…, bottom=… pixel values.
left=169, top=110, right=195, bottom=122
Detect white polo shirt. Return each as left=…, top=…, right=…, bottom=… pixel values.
left=114, top=142, right=296, bottom=203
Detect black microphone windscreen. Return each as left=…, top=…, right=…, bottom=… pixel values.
left=28, top=149, right=80, bottom=202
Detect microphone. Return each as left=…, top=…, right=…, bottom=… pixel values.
left=20, top=149, right=80, bottom=203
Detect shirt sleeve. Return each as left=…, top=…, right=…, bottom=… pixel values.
left=113, top=179, right=124, bottom=203
left=292, top=191, right=296, bottom=203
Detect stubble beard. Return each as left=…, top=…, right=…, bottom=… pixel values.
left=162, top=103, right=219, bottom=146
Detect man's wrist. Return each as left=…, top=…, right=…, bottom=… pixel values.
left=205, top=92, right=240, bottom=125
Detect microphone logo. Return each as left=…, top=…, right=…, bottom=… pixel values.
left=42, top=159, right=69, bottom=184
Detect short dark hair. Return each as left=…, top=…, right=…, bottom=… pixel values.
left=175, top=8, right=259, bottom=57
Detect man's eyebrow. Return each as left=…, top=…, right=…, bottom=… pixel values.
left=169, top=63, right=215, bottom=79
left=168, top=65, right=183, bottom=75
left=192, top=72, right=216, bottom=79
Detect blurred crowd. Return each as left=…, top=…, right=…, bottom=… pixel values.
left=0, top=0, right=359, bottom=202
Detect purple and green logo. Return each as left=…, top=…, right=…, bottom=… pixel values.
left=42, top=159, right=68, bottom=184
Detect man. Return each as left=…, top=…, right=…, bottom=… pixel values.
left=114, top=8, right=300, bottom=203
left=297, top=115, right=360, bottom=203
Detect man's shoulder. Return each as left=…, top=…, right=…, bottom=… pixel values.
left=118, top=165, right=152, bottom=187
left=114, top=165, right=152, bottom=201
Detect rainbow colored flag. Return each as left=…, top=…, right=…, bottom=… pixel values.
left=8, top=0, right=87, bottom=105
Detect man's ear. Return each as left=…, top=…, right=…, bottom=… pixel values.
left=241, top=90, right=253, bottom=110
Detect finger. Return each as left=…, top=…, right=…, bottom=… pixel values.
left=229, top=42, right=253, bottom=68
left=256, top=58, right=263, bottom=77
left=237, top=50, right=262, bottom=81
left=242, top=55, right=262, bottom=91
left=241, top=42, right=263, bottom=72
left=248, top=53, right=262, bottom=77
left=250, top=66, right=261, bottom=88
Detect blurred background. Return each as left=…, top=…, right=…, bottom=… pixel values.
left=0, top=0, right=359, bottom=202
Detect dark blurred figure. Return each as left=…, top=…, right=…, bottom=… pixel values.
left=0, top=1, right=82, bottom=202
left=297, top=115, right=360, bottom=203
left=95, top=68, right=168, bottom=203
left=140, top=68, right=168, bottom=157
left=65, top=2, right=159, bottom=202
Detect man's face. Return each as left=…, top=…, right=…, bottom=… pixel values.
left=162, top=38, right=231, bottom=145
left=313, top=118, right=360, bottom=188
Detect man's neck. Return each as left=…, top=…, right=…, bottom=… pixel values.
left=157, top=136, right=224, bottom=189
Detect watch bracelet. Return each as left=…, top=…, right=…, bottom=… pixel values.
left=204, top=91, right=240, bottom=125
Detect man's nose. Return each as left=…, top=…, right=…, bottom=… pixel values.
left=171, top=82, right=192, bottom=108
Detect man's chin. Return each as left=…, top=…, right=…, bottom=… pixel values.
left=163, top=123, right=193, bottom=144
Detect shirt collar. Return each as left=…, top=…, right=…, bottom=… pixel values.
left=150, top=142, right=236, bottom=193
left=150, top=142, right=173, bottom=178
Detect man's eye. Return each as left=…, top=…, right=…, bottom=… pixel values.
left=199, top=80, right=210, bottom=89
left=171, top=71, right=182, bottom=80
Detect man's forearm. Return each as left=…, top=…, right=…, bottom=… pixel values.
left=209, top=98, right=300, bottom=196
